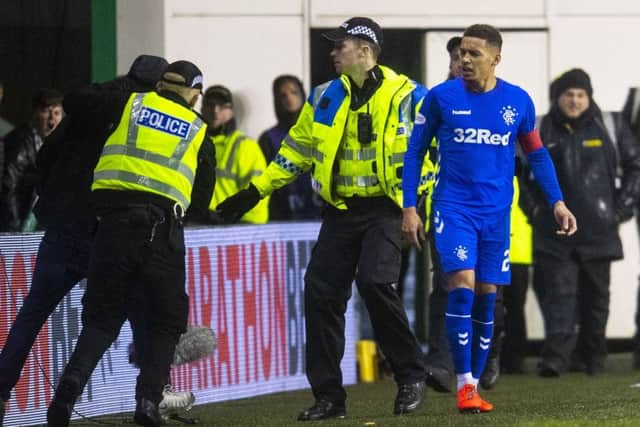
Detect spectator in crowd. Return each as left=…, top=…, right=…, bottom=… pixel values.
left=0, top=89, right=63, bottom=232
left=201, top=84, right=269, bottom=224
left=45, top=59, right=214, bottom=427
left=258, top=74, right=323, bottom=221
left=217, top=16, right=432, bottom=420
left=522, top=68, right=640, bottom=377
left=403, top=24, right=576, bottom=413
left=0, top=80, right=14, bottom=138
left=621, top=86, right=640, bottom=370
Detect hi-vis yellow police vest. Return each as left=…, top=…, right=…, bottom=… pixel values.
left=252, top=65, right=434, bottom=210
left=510, top=177, right=533, bottom=264
left=92, top=92, right=207, bottom=209
left=209, top=130, right=269, bottom=224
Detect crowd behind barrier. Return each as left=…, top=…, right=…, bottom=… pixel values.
left=0, top=222, right=357, bottom=427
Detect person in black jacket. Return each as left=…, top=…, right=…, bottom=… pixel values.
left=0, top=89, right=63, bottom=231
left=522, top=68, right=640, bottom=377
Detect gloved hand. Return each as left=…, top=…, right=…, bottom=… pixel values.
left=216, top=183, right=261, bottom=224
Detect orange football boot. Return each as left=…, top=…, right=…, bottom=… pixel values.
left=479, top=396, right=494, bottom=413
left=456, top=384, right=481, bottom=414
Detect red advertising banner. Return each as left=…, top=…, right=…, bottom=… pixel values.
left=0, top=223, right=357, bottom=426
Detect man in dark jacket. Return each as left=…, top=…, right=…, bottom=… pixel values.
left=0, top=89, right=63, bottom=231
left=258, top=75, right=323, bottom=220
left=522, top=68, right=640, bottom=377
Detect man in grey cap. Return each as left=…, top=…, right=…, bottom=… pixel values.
left=46, top=60, right=215, bottom=427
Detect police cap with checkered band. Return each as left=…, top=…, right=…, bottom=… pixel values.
left=322, top=17, right=383, bottom=47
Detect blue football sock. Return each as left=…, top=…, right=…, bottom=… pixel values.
left=471, top=292, right=497, bottom=379
left=445, top=287, right=474, bottom=376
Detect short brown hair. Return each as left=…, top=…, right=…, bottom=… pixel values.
left=353, top=37, right=381, bottom=60
left=32, top=88, right=63, bottom=109
left=463, top=24, right=502, bottom=51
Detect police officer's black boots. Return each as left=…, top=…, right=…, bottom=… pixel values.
left=393, top=381, right=426, bottom=415
left=134, top=397, right=164, bottom=426
left=297, top=399, right=346, bottom=421
left=46, top=375, right=81, bottom=427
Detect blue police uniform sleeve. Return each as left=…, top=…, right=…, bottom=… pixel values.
left=402, top=90, right=441, bottom=208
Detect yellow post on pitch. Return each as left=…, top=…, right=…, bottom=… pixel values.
left=356, top=340, right=378, bottom=382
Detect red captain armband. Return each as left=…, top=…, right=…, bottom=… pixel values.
left=518, top=129, right=543, bottom=154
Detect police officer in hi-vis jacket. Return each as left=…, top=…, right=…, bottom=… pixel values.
left=47, top=60, right=215, bottom=427
left=217, top=17, right=434, bottom=421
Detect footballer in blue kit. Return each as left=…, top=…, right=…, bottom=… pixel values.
left=402, top=24, right=577, bottom=414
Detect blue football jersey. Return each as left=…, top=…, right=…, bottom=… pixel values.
left=404, top=77, right=536, bottom=213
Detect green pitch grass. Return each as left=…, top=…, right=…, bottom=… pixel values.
left=82, top=354, right=640, bottom=426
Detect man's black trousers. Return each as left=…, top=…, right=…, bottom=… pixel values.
left=303, top=198, right=425, bottom=404
left=534, top=252, right=611, bottom=373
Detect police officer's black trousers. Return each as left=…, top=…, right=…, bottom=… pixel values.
left=58, top=205, right=188, bottom=404
left=304, top=199, right=425, bottom=404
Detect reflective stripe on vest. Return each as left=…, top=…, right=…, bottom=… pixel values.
left=389, top=152, right=405, bottom=165
left=93, top=169, right=191, bottom=208
left=100, top=144, right=195, bottom=182
left=216, top=133, right=247, bottom=179
left=340, top=147, right=377, bottom=161
left=284, top=134, right=324, bottom=161
left=334, top=175, right=379, bottom=187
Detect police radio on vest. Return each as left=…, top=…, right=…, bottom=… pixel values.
left=137, top=106, right=191, bottom=138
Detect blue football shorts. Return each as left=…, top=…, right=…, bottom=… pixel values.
left=433, top=203, right=511, bottom=285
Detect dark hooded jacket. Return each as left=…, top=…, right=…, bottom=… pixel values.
left=257, top=75, right=323, bottom=220
left=521, top=91, right=640, bottom=261
left=33, top=55, right=175, bottom=229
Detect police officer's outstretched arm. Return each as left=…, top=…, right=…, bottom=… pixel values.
left=216, top=183, right=261, bottom=224
left=217, top=99, right=316, bottom=223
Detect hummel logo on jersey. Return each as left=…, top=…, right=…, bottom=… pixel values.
left=453, top=128, right=511, bottom=146
left=452, top=109, right=472, bottom=115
